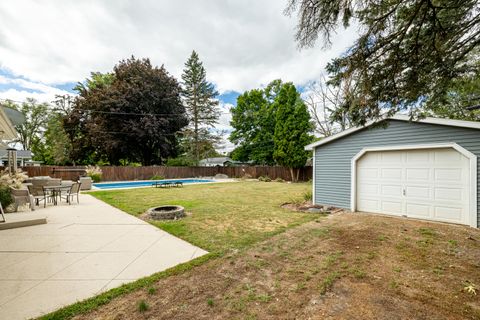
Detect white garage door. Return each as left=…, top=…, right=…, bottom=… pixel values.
left=356, top=148, right=470, bottom=225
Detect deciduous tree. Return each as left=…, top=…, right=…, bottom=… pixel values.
left=68, top=57, right=188, bottom=165
left=10, top=98, right=49, bottom=156
left=229, top=80, right=282, bottom=165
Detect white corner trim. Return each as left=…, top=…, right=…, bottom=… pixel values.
left=305, top=115, right=480, bottom=151
left=312, top=149, right=316, bottom=204
left=350, top=143, right=477, bottom=228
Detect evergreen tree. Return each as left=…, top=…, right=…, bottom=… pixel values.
left=273, top=83, right=313, bottom=182
left=181, top=50, right=220, bottom=164
left=286, top=0, right=480, bottom=124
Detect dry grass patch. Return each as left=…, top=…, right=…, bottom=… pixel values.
left=72, top=212, right=480, bottom=320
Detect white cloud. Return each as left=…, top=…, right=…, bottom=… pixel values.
left=0, top=0, right=357, bottom=93
left=0, top=1, right=358, bottom=152
left=0, top=76, right=73, bottom=103
left=215, top=102, right=234, bottom=153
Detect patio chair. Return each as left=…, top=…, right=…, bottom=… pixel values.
left=10, top=187, right=35, bottom=211
left=28, top=183, right=54, bottom=208
left=60, top=182, right=81, bottom=205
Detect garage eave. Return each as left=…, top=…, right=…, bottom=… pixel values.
left=304, top=115, right=480, bottom=151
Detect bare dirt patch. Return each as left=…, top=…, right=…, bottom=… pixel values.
left=281, top=201, right=340, bottom=213
left=74, top=212, right=480, bottom=320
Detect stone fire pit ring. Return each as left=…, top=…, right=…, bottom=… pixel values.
left=147, top=205, right=185, bottom=220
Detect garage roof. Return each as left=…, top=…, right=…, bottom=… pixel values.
left=305, top=114, right=480, bottom=151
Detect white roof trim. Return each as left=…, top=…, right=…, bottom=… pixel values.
left=305, top=115, right=480, bottom=150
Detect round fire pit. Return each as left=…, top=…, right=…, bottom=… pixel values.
left=147, top=205, right=185, bottom=220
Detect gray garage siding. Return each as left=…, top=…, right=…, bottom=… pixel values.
left=313, top=119, right=480, bottom=226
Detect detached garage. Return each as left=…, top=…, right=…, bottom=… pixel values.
left=305, top=115, right=480, bottom=228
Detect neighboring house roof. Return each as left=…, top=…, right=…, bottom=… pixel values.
left=0, top=149, right=32, bottom=158
left=305, top=114, right=480, bottom=150
left=0, top=106, right=21, bottom=140
left=199, top=157, right=232, bottom=165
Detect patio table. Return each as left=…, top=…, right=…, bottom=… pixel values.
left=43, top=185, right=72, bottom=205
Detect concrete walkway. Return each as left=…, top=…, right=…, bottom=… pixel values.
left=0, top=194, right=207, bottom=320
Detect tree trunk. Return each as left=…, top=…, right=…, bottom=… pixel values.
left=289, top=168, right=295, bottom=182
left=296, top=168, right=300, bottom=182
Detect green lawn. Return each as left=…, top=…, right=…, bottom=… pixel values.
left=40, top=181, right=315, bottom=320
left=91, top=181, right=315, bottom=253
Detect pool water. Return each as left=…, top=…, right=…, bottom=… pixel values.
left=93, top=179, right=214, bottom=190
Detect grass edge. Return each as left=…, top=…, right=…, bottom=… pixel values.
left=36, top=252, right=218, bottom=320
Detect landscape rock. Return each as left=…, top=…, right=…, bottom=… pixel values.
left=307, top=208, right=325, bottom=213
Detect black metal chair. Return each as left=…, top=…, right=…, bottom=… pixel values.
left=0, top=202, right=5, bottom=223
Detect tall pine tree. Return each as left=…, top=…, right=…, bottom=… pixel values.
left=181, top=50, right=220, bottom=164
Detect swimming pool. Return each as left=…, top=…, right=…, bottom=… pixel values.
left=93, top=179, right=214, bottom=190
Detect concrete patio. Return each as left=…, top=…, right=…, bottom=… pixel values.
left=0, top=194, right=208, bottom=320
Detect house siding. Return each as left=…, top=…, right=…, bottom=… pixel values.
left=313, top=120, right=480, bottom=226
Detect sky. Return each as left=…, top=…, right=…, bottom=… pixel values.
left=0, top=0, right=357, bottom=153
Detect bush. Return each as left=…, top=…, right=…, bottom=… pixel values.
left=0, top=169, right=27, bottom=209
left=150, top=175, right=165, bottom=180
left=0, top=168, right=28, bottom=189
left=303, top=190, right=313, bottom=201
left=258, top=175, right=271, bottom=182
left=85, top=165, right=102, bottom=182
left=274, top=177, right=285, bottom=182
left=0, top=186, right=13, bottom=208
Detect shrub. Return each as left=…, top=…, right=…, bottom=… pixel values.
left=303, top=190, right=313, bottom=201
left=274, top=177, right=285, bottom=182
left=0, top=168, right=28, bottom=189
left=0, top=169, right=27, bottom=209
left=150, top=175, right=165, bottom=180
left=258, top=176, right=271, bottom=182
left=0, top=186, right=13, bottom=208
left=85, top=165, right=102, bottom=183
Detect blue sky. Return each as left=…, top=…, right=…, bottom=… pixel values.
left=0, top=0, right=356, bottom=151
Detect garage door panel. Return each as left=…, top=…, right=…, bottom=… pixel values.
left=356, top=147, right=470, bottom=226
left=358, top=168, right=378, bottom=180
left=434, top=206, right=463, bottom=221
left=358, top=199, right=379, bottom=212
left=381, top=201, right=403, bottom=214
left=434, top=168, right=463, bottom=181
left=381, top=168, right=402, bottom=179
left=406, top=186, right=430, bottom=199
left=406, top=203, right=431, bottom=217
left=381, top=185, right=402, bottom=197
left=380, top=151, right=403, bottom=162
left=358, top=183, right=378, bottom=195
left=434, top=149, right=461, bottom=163
left=406, top=168, right=430, bottom=180
left=406, top=151, right=430, bottom=163
left=434, top=188, right=463, bottom=201
left=358, top=153, right=379, bottom=165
